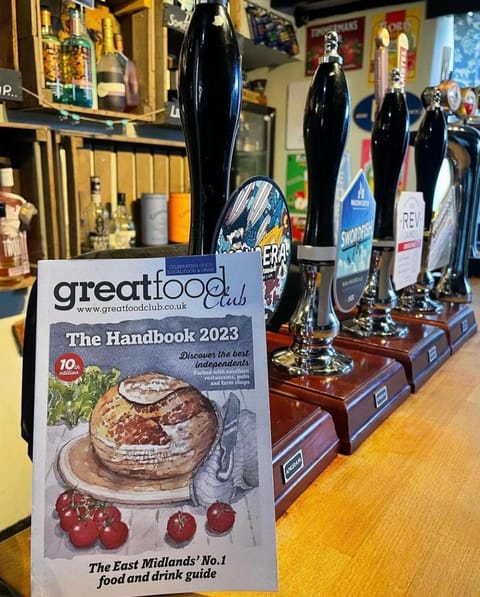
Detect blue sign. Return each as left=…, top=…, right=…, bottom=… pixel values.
left=353, top=92, right=423, bottom=132
left=334, top=170, right=376, bottom=312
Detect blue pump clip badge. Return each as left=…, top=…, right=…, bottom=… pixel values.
left=214, top=176, right=292, bottom=323
left=334, top=169, right=376, bottom=312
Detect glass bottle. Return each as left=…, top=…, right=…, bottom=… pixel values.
left=0, top=202, right=23, bottom=286
left=97, top=17, right=126, bottom=112
left=178, top=0, right=242, bottom=255
left=113, top=32, right=140, bottom=112
left=40, top=8, right=62, bottom=103
left=0, top=164, right=34, bottom=276
left=110, top=192, right=136, bottom=249
left=83, top=176, right=110, bottom=252
left=62, top=8, right=97, bottom=109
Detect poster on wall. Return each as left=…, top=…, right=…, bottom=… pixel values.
left=285, top=153, right=307, bottom=242
left=30, top=253, right=278, bottom=597
left=368, top=8, right=423, bottom=86
left=306, top=16, right=365, bottom=76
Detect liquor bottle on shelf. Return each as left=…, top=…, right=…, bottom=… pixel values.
left=40, top=8, right=62, bottom=103
left=0, top=202, right=23, bottom=287
left=114, top=33, right=139, bottom=111
left=109, top=192, right=136, bottom=249
left=178, top=0, right=242, bottom=255
left=97, top=17, right=126, bottom=112
left=83, top=176, right=110, bottom=252
left=0, top=163, right=36, bottom=276
left=62, top=8, right=97, bottom=109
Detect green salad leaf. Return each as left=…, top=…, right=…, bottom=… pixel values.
left=47, top=366, right=121, bottom=428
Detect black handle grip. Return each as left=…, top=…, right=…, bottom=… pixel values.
left=303, top=61, right=350, bottom=248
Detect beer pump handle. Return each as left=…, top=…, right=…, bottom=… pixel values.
left=414, top=89, right=448, bottom=230
left=371, top=67, right=410, bottom=240
left=374, top=27, right=390, bottom=113
left=302, top=31, right=350, bottom=249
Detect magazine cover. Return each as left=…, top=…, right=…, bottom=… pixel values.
left=31, top=252, right=278, bottom=596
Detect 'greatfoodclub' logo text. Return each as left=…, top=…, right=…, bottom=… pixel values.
left=52, top=266, right=244, bottom=311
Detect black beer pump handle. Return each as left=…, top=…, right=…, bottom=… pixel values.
left=303, top=31, right=350, bottom=249
left=371, top=68, right=410, bottom=241
left=414, top=89, right=448, bottom=230
left=178, top=0, right=242, bottom=255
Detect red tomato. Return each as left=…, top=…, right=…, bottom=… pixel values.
left=92, top=504, right=122, bottom=527
left=99, top=520, right=129, bottom=550
left=59, top=507, right=80, bottom=532
left=166, top=511, right=196, bottom=543
left=206, top=502, right=236, bottom=534
left=68, top=518, right=99, bottom=548
left=55, top=489, right=83, bottom=514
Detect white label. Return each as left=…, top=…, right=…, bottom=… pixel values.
left=393, top=191, right=425, bottom=290
left=427, top=346, right=437, bottom=363
left=374, top=386, right=388, bottom=408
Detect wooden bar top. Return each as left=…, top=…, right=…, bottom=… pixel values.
left=2, top=280, right=480, bottom=597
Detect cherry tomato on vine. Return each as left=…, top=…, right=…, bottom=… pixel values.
left=55, top=489, right=83, bottom=514
left=99, top=520, right=129, bottom=549
left=206, top=502, right=236, bottom=534
left=68, top=518, right=99, bottom=548
left=59, top=507, right=80, bottom=532
left=167, top=511, right=196, bottom=543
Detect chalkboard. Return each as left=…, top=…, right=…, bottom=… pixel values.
left=0, top=68, right=23, bottom=102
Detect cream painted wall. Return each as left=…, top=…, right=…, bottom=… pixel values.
left=0, top=289, right=32, bottom=531
left=246, top=2, right=453, bottom=193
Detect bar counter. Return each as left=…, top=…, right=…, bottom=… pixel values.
left=2, top=279, right=480, bottom=597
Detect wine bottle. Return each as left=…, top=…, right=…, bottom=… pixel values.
left=97, top=17, right=126, bottom=112
left=303, top=30, right=350, bottom=248
left=40, top=8, right=62, bottom=103
left=114, top=33, right=140, bottom=112
left=0, top=202, right=23, bottom=287
left=178, top=0, right=242, bottom=255
left=62, top=8, right=97, bottom=109
left=371, top=68, right=410, bottom=240
left=83, top=176, right=110, bottom=252
left=110, top=192, right=136, bottom=249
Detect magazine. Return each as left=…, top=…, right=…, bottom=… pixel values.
left=31, top=252, right=277, bottom=596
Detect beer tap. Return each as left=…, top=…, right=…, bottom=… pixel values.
left=271, top=31, right=353, bottom=375
left=397, top=88, right=448, bottom=313
left=433, top=87, right=480, bottom=303
left=342, top=63, right=410, bottom=338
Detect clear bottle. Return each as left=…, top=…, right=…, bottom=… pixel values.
left=0, top=202, right=23, bottom=286
left=62, top=8, right=97, bottom=108
left=0, top=164, right=35, bottom=276
left=84, top=176, right=110, bottom=252
left=40, top=8, right=62, bottom=103
left=97, top=17, right=126, bottom=112
left=113, top=32, right=140, bottom=112
left=110, top=192, right=136, bottom=249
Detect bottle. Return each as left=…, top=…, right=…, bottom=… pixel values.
left=97, top=17, right=126, bottom=112
left=178, top=0, right=242, bottom=255
left=40, top=8, right=62, bottom=103
left=62, top=8, right=97, bottom=108
left=83, top=176, right=110, bottom=252
left=0, top=202, right=23, bottom=286
left=0, top=164, right=35, bottom=276
left=113, top=32, right=139, bottom=112
left=110, top=192, right=136, bottom=249
left=303, top=30, right=350, bottom=248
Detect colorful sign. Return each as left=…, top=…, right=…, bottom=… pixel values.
left=368, top=7, right=423, bottom=86
left=334, top=170, right=376, bottom=312
left=285, top=153, right=307, bottom=242
left=215, top=176, right=292, bottom=324
left=306, top=16, right=365, bottom=76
